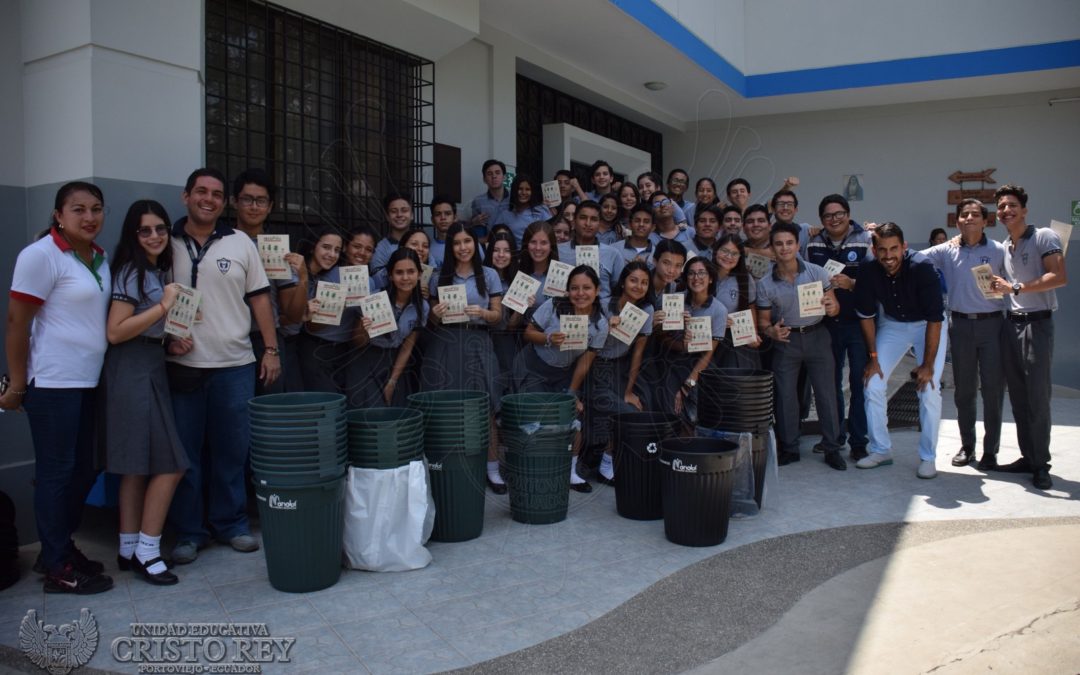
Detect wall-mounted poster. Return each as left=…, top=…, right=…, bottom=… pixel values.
left=843, top=174, right=864, bottom=202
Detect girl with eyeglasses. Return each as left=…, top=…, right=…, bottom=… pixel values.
left=712, top=234, right=762, bottom=368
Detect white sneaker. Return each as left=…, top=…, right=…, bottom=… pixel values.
left=917, top=460, right=937, bottom=479
left=855, top=451, right=893, bottom=469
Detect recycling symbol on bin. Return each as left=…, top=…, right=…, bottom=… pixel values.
left=646, top=442, right=658, bottom=454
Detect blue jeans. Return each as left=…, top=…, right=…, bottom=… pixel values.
left=864, top=315, right=947, bottom=461
left=827, top=320, right=868, bottom=450
left=22, top=385, right=100, bottom=573
left=167, top=364, right=255, bottom=545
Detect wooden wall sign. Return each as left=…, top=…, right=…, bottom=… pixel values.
left=946, top=167, right=997, bottom=227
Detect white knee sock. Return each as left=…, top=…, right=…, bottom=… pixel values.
left=570, top=456, right=586, bottom=484
left=486, top=460, right=504, bottom=485
left=600, top=452, right=614, bottom=480
left=135, top=533, right=167, bottom=574
left=119, top=532, right=139, bottom=559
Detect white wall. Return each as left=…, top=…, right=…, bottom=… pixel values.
left=666, top=87, right=1080, bottom=385
left=653, top=0, right=745, bottom=71
left=434, top=39, right=495, bottom=205
left=744, top=0, right=1080, bottom=73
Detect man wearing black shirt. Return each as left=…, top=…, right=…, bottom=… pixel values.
left=854, top=223, right=946, bottom=479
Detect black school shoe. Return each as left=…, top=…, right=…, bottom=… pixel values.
left=44, top=563, right=113, bottom=595
left=951, top=447, right=975, bottom=467
left=132, top=556, right=179, bottom=586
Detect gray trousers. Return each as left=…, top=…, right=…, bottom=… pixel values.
left=771, top=326, right=842, bottom=455
left=949, top=315, right=1004, bottom=455
left=1000, top=315, right=1054, bottom=470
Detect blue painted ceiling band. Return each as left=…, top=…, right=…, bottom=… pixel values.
left=611, top=0, right=1080, bottom=98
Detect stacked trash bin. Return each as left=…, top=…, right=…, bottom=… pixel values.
left=609, top=412, right=680, bottom=520
left=249, top=392, right=347, bottom=593
left=408, top=391, right=489, bottom=542
left=500, top=393, right=577, bottom=525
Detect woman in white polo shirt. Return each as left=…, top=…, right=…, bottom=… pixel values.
left=1, top=182, right=113, bottom=595
left=101, top=200, right=189, bottom=586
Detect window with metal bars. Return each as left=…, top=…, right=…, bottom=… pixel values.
left=205, top=0, right=434, bottom=240
left=516, top=74, right=662, bottom=192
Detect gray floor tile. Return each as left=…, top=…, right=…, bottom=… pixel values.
left=359, top=636, right=469, bottom=675
left=410, top=593, right=520, bottom=639
left=212, top=575, right=294, bottom=612
left=307, top=584, right=406, bottom=625
left=227, top=598, right=326, bottom=635
left=257, top=624, right=366, bottom=674
left=447, top=602, right=594, bottom=663
left=333, top=607, right=442, bottom=659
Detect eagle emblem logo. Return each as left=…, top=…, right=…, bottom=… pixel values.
left=20, top=609, right=98, bottom=675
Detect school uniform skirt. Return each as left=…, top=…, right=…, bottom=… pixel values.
left=491, top=328, right=520, bottom=397
left=655, top=352, right=702, bottom=421
left=297, top=333, right=352, bottom=394
left=420, top=324, right=501, bottom=413
left=584, top=354, right=640, bottom=448
left=347, top=344, right=411, bottom=409
left=101, top=338, right=189, bottom=475
left=512, top=345, right=574, bottom=394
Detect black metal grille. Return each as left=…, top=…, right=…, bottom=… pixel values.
left=205, top=0, right=434, bottom=239
left=516, top=74, right=663, bottom=190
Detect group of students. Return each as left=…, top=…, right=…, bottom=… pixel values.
left=1, top=158, right=1065, bottom=597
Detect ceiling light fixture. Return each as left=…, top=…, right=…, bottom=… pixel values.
left=644, top=81, right=667, bottom=91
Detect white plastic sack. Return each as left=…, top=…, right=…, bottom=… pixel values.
left=343, top=461, right=434, bottom=572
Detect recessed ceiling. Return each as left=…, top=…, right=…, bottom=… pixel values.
left=480, top=0, right=1080, bottom=129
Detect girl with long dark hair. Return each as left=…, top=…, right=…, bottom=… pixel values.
left=425, top=222, right=506, bottom=492
left=297, top=226, right=355, bottom=394
left=515, top=265, right=609, bottom=493
left=494, top=174, right=552, bottom=244
left=712, top=233, right=762, bottom=368
left=597, top=193, right=623, bottom=245
left=102, top=200, right=188, bottom=585
left=349, top=248, right=429, bottom=407
left=585, top=261, right=655, bottom=484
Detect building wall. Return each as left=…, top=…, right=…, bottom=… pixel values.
left=665, top=87, right=1080, bottom=386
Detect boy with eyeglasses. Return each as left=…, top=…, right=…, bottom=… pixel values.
left=232, top=168, right=305, bottom=395
left=805, top=194, right=874, bottom=461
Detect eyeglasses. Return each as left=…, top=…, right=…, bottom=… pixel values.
left=716, top=248, right=741, bottom=259
left=668, top=178, right=688, bottom=186
left=821, top=211, right=848, bottom=222
left=653, top=199, right=672, bottom=208
left=137, top=225, right=169, bottom=238
left=774, top=201, right=796, bottom=209
left=238, top=196, right=270, bottom=208
left=686, top=270, right=709, bottom=278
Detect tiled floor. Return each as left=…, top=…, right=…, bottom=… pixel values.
left=2, top=392, right=1078, bottom=674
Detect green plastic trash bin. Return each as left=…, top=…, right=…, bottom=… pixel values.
left=254, top=474, right=345, bottom=592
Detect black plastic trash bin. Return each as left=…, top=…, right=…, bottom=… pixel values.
left=610, top=412, right=680, bottom=520
left=659, top=437, right=739, bottom=547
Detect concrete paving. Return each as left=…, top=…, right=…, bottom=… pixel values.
left=0, top=381, right=1077, bottom=674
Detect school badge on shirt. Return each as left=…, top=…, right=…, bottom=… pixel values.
left=217, top=257, right=232, bottom=274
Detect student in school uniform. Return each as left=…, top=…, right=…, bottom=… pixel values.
left=597, top=193, right=624, bottom=245
left=618, top=204, right=657, bottom=268
left=425, top=222, right=507, bottom=493
left=586, top=261, right=656, bottom=484
left=515, top=265, right=609, bottom=493
left=649, top=192, right=696, bottom=247
left=102, top=200, right=187, bottom=586
left=518, top=220, right=560, bottom=302
left=636, top=239, right=689, bottom=408
left=297, top=227, right=357, bottom=394
left=371, top=227, right=432, bottom=297
left=371, top=193, right=414, bottom=274
left=557, top=200, right=625, bottom=303
left=617, top=183, right=641, bottom=233
left=719, top=205, right=743, bottom=238
left=349, top=248, right=429, bottom=407
left=485, top=230, right=521, bottom=394
left=655, top=257, right=727, bottom=428
left=683, top=177, right=720, bottom=225
left=712, top=233, right=762, bottom=368
left=428, top=195, right=456, bottom=268
left=688, top=204, right=723, bottom=258
left=494, top=174, right=552, bottom=245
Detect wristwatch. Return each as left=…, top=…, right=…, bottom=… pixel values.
left=1012, top=282, right=1022, bottom=296
left=683, top=378, right=697, bottom=389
